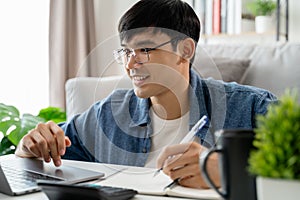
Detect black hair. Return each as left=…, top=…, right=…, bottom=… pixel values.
left=118, top=0, right=200, bottom=48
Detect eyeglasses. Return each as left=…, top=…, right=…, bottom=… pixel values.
left=113, top=38, right=179, bottom=65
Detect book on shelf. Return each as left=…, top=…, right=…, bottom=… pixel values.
left=195, top=0, right=206, bottom=35
left=212, top=0, right=221, bottom=34
left=205, top=0, right=213, bottom=35
left=226, top=0, right=241, bottom=34
left=195, top=0, right=241, bottom=35
left=220, top=0, right=227, bottom=33
left=98, top=165, right=220, bottom=199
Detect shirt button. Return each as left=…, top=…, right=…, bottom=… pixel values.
left=142, top=148, right=147, bottom=153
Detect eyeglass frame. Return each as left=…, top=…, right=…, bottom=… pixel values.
left=113, top=37, right=181, bottom=65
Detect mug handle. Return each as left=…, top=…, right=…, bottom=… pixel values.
left=201, top=148, right=228, bottom=199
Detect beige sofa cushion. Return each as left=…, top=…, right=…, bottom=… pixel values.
left=194, top=56, right=251, bottom=83
left=199, top=43, right=300, bottom=97
left=65, top=75, right=132, bottom=118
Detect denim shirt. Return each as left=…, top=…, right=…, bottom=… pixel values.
left=60, top=69, right=277, bottom=166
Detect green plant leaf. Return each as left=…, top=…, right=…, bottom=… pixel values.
left=8, top=114, right=45, bottom=146
left=0, top=103, right=67, bottom=156
left=0, top=136, right=15, bottom=156
left=0, top=103, right=21, bottom=137
left=0, top=103, right=19, bottom=117
left=247, top=0, right=277, bottom=16
left=248, top=88, right=300, bottom=180
left=0, top=117, right=21, bottom=137
left=37, top=107, right=66, bottom=123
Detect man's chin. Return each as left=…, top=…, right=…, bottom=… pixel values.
left=134, top=88, right=150, bottom=99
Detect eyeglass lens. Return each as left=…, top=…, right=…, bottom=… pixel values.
left=113, top=37, right=179, bottom=65
left=114, top=49, right=149, bottom=65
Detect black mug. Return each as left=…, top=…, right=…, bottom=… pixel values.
left=201, top=129, right=256, bottom=200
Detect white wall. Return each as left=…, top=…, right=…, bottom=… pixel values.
left=94, top=0, right=138, bottom=42
left=93, top=0, right=139, bottom=77
left=289, top=0, right=300, bottom=42
left=0, top=0, right=49, bottom=115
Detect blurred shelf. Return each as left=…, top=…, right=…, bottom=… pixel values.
left=193, top=0, right=289, bottom=44
left=199, top=31, right=287, bottom=45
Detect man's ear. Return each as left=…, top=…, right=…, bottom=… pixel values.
left=178, top=38, right=195, bottom=61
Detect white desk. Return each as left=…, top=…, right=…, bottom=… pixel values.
left=0, top=155, right=198, bottom=200
left=0, top=192, right=192, bottom=200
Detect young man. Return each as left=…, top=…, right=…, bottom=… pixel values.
left=15, top=0, right=277, bottom=189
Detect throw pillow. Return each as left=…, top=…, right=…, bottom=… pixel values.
left=194, top=57, right=251, bottom=83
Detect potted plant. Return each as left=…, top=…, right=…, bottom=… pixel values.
left=248, top=89, right=300, bottom=200
left=0, top=103, right=66, bottom=155
left=241, top=13, right=256, bottom=32
left=247, top=0, right=277, bottom=33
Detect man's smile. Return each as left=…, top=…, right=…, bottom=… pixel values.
left=132, top=75, right=148, bottom=81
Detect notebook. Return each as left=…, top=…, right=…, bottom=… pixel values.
left=0, top=156, right=104, bottom=196
left=98, top=165, right=221, bottom=200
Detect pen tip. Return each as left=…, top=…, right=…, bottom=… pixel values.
left=153, top=168, right=162, bottom=177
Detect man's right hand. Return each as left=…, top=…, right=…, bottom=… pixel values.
left=15, top=121, right=71, bottom=167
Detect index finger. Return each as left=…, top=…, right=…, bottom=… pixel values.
left=156, top=143, right=191, bottom=169
left=47, top=121, right=66, bottom=156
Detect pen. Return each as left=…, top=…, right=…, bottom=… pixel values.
left=163, top=178, right=179, bottom=190
left=153, top=115, right=208, bottom=177
left=179, top=115, right=208, bottom=144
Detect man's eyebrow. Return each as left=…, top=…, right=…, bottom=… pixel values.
left=121, top=40, right=157, bottom=48
left=135, top=40, right=156, bottom=47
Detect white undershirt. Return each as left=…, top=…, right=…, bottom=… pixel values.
left=144, top=108, right=189, bottom=168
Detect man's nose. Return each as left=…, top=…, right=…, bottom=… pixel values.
left=126, top=52, right=142, bottom=69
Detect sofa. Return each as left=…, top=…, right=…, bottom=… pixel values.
left=65, top=42, right=300, bottom=119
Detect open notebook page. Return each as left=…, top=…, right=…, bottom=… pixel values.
left=97, top=165, right=220, bottom=199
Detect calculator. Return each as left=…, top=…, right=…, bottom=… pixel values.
left=37, top=181, right=137, bottom=200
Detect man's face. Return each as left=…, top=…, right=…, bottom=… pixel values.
left=120, top=31, right=189, bottom=99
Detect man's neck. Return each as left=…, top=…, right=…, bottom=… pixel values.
left=150, top=87, right=189, bottom=120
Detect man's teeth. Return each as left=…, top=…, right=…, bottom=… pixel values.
left=133, top=76, right=147, bottom=81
